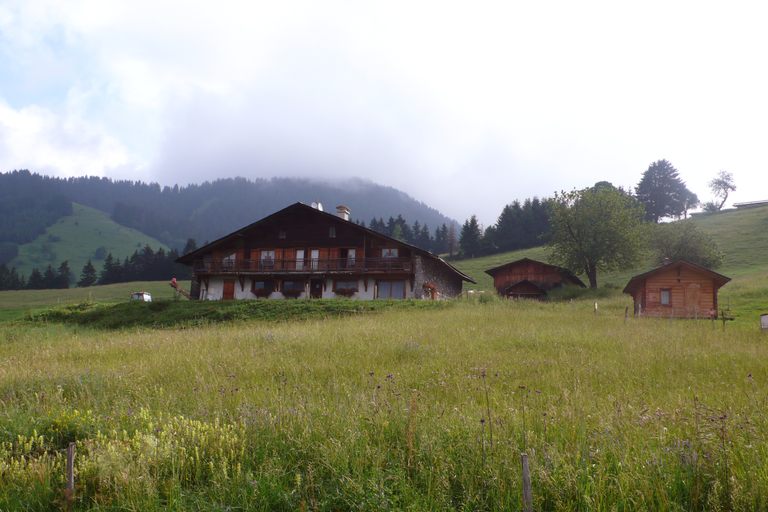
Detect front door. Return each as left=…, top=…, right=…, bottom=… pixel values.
left=223, top=279, right=235, bottom=300
left=310, top=279, right=323, bottom=299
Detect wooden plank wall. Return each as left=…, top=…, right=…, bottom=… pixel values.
left=642, top=266, right=717, bottom=318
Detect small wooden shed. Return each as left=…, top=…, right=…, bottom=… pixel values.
left=485, top=258, right=586, bottom=299
left=623, top=260, right=730, bottom=318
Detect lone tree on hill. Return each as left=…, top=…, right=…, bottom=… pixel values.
left=707, top=170, right=736, bottom=211
left=549, top=184, right=646, bottom=288
left=651, top=222, right=723, bottom=268
left=636, top=160, right=698, bottom=222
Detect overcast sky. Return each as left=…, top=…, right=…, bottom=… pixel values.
left=1, top=1, right=766, bottom=225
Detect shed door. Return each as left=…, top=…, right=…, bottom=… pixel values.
left=223, top=279, right=235, bottom=300
left=685, top=283, right=701, bottom=316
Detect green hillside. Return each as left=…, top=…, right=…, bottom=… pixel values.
left=453, top=205, right=768, bottom=292
left=9, top=203, right=168, bottom=282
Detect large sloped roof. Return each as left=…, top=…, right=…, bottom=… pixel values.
left=176, top=202, right=475, bottom=283
left=484, top=257, right=586, bottom=288
left=622, top=259, right=731, bottom=295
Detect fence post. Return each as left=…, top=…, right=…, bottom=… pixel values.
left=66, top=442, right=75, bottom=503
left=521, top=452, right=533, bottom=512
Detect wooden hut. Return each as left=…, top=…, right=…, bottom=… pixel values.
left=623, top=260, right=730, bottom=318
left=485, top=258, right=585, bottom=299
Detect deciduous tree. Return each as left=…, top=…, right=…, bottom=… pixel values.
left=549, top=185, right=646, bottom=288
left=708, top=170, right=736, bottom=211
left=651, top=222, right=723, bottom=268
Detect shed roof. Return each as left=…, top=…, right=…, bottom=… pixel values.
left=484, top=257, right=586, bottom=287
left=176, top=202, right=475, bottom=283
left=622, top=260, right=731, bottom=295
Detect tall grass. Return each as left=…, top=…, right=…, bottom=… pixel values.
left=2, top=297, right=768, bottom=510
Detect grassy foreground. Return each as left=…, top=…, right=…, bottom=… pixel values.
left=2, top=297, right=768, bottom=510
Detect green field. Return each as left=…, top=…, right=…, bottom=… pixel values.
left=10, top=203, right=168, bottom=283
left=0, top=281, right=186, bottom=323
left=2, top=296, right=768, bottom=510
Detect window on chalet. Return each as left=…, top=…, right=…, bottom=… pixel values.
left=222, top=252, right=236, bottom=269
left=381, top=248, right=398, bottom=258
left=251, top=279, right=274, bottom=297
left=278, top=229, right=286, bottom=239
left=329, top=226, right=336, bottom=238
left=377, top=280, right=405, bottom=299
left=282, top=280, right=305, bottom=298
left=261, top=250, right=275, bottom=269
left=334, top=280, right=358, bottom=291
left=660, top=289, right=671, bottom=306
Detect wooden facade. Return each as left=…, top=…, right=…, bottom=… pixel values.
left=623, top=260, right=731, bottom=318
left=176, top=202, right=475, bottom=300
left=485, top=258, right=585, bottom=298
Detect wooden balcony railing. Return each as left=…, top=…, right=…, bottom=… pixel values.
left=193, top=257, right=412, bottom=274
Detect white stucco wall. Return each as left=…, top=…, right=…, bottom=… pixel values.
left=199, top=276, right=414, bottom=300
left=201, top=277, right=224, bottom=300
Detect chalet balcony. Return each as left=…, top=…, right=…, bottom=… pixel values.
left=192, top=257, right=413, bottom=274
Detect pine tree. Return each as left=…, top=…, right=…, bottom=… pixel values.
left=78, top=259, right=97, bottom=287
left=42, top=265, right=57, bottom=289
left=182, top=238, right=198, bottom=255
left=636, top=160, right=698, bottom=222
left=56, top=260, right=71, bottom=289
left=459, top=215, right=482, bottom=258
left=27, top=268, right=44, bottom=289
left=447, top=224, right=458, bottom=257
left=98, top=253, right=121, bottom=284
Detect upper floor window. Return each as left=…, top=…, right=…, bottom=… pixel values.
left=278, top=229, right=287, bottom=239
left=381, top=248, right=399, bottom=258
left=222, top=252, right=236, bottom=268
left=329, top=226, right=336, bottom=238
left=261, top=250, right=275, bottom=269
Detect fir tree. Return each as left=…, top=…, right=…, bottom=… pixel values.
left=78, top=259, right=97, bottom=287
left=27, top=268, right=44, bottom=289
left=56, top=260, right=71, bottom=289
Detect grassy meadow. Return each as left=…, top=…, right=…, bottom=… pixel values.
left=2, top=297, right=768, bottom=510
left=0, top=205, right=767, bottom=510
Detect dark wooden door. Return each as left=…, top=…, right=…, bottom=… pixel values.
left=223, top=280, right=235, bottom=300
left=310, top=279, right=323, bottom=299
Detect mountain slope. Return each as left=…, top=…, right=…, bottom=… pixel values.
left=0, top=171, right=458, bottom=249
left=10, top=203, right=168, bottom=282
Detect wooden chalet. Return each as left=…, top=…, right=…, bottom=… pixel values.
left=176, top=202, right=475, bottom=300
left=484, top=258, right=585, bottom=299
left=623, top=260, right=731, bottom=318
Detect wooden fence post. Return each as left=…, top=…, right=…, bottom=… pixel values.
left=66, top=442, right=75, bottom=503
left=521, top=452, right=533, bottom=512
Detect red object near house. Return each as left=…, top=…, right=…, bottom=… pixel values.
left=484, top=258, right=585, bottom=299
left=623, top=260, right=731, bottom=318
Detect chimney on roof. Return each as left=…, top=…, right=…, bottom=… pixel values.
left=336, top=205, right=350, bottom=221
